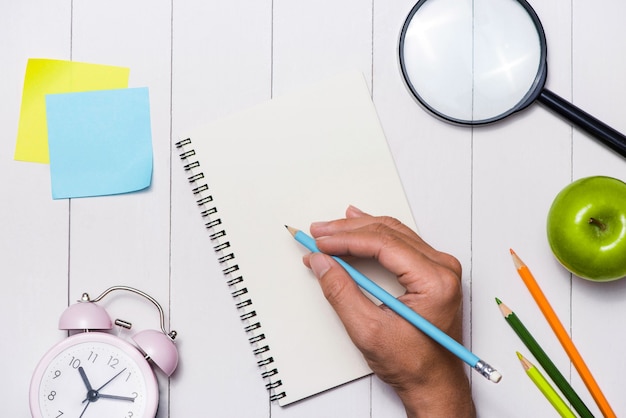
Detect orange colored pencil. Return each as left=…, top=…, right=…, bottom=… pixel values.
left=511, top=249, right=615, bottom=418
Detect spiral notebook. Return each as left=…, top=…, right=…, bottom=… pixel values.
left=175, top=72, right=416, bottom=406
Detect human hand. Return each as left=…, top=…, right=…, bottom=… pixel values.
left=302, top=206, right=475, bottom=418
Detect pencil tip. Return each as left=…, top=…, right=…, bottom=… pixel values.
left=285, top=225, right=298, bottom=237
left=510, top=249, right=524, bottom=269
left=496, top=298, right=512, bottom=316
left=516, top=352, right=533, bottom=370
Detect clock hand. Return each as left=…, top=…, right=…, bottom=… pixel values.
left=95, top=367, right=127, bottom=392
left=79, top=400, right=91, bottom=418
left=79, top=366, right=100, bottom=405
left=78, top=367, right=94, bottom=392
left=81, top=367, right=128, bottom=403
left=97, top=393, right=136, bottom=402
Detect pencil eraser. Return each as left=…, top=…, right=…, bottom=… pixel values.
left=490, top=370, right=502, bottom=383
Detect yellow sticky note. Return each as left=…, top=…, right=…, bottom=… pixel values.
left=14, top=59, right=130, bottom=163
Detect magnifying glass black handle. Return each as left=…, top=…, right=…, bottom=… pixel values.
left=538, top=89, right=626, bottom=158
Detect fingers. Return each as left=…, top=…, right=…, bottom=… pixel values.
left=314, top=206, right=421, bottom=245
left=309, top=210, right=461, bottom=294
left=305, top=252, right=383, bottom=337
left=311, top=207, right=460, bottom=277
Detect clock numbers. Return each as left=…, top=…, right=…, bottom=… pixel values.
left=88, top=351, right=99, bottom=363
left=52, top=370, right=61, bottom=379
left=47, top=391, right=57, bottom=401
left=107, top=355, right=120, bottom=368
left=55, top=411, right=64, bottom=417
left=68, top=357, right=81, bottom=369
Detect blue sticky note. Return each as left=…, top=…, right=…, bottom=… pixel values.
left=46, top=87, right=153, bottom=199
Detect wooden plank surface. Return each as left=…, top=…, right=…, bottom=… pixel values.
left=3, top=1, right=626, bottom=416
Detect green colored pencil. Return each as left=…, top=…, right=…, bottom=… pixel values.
left=497, top=298, right=594, bottom=418
left=517, top=352, right=577, bottom=418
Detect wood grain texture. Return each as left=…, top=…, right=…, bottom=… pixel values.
left=3, top=1, right=626, bottom=416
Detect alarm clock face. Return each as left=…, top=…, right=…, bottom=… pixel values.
left=30, top=332, right=158, bottom=418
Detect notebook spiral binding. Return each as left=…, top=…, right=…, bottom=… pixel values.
left=175, top=138, right=286, bottom=402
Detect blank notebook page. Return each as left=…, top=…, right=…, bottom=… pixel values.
left=177, top=72, right=417, bottom=406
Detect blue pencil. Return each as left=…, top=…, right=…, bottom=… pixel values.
left=286, top=226, right=501, bottom=383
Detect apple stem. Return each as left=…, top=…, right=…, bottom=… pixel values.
left=588, top=217, right=607, bottom=231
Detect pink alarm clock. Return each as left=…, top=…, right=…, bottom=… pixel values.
left=29, top=286, right=179, bottom=418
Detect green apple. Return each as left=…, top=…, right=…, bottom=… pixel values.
left=547, top=176, right=626, bottom=281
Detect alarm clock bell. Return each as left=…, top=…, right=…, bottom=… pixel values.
left=57, top=286, right=179, bottom=375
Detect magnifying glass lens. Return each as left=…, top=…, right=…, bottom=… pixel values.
left=401, top=0, right=544, bottom=124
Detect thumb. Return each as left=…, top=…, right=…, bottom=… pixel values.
left=308, top=252, right=381, bottom=329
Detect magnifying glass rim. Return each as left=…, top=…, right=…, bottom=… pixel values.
left=398, top=0, right=549, bottom=126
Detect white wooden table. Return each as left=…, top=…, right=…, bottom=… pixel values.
left=3, top=1, right=626, bottom=416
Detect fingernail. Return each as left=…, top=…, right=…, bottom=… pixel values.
left=310, top=221, right=329, bottom=229
left=347, top=205, right=366, bottom=217
left=309, top=253, right=332, bottom=278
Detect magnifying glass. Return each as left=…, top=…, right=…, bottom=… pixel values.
left=398, top=0, right=626, bottom=157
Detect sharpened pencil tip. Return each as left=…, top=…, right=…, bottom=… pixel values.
left=495, top=297, right=502, bottom=305
left=510, top=249, right=524, bottom=269
left=496, top=299, right=512, bottom=317
left=516, top=352, right=533, bottom=371
left=285, top=225, right=298, bottom=237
